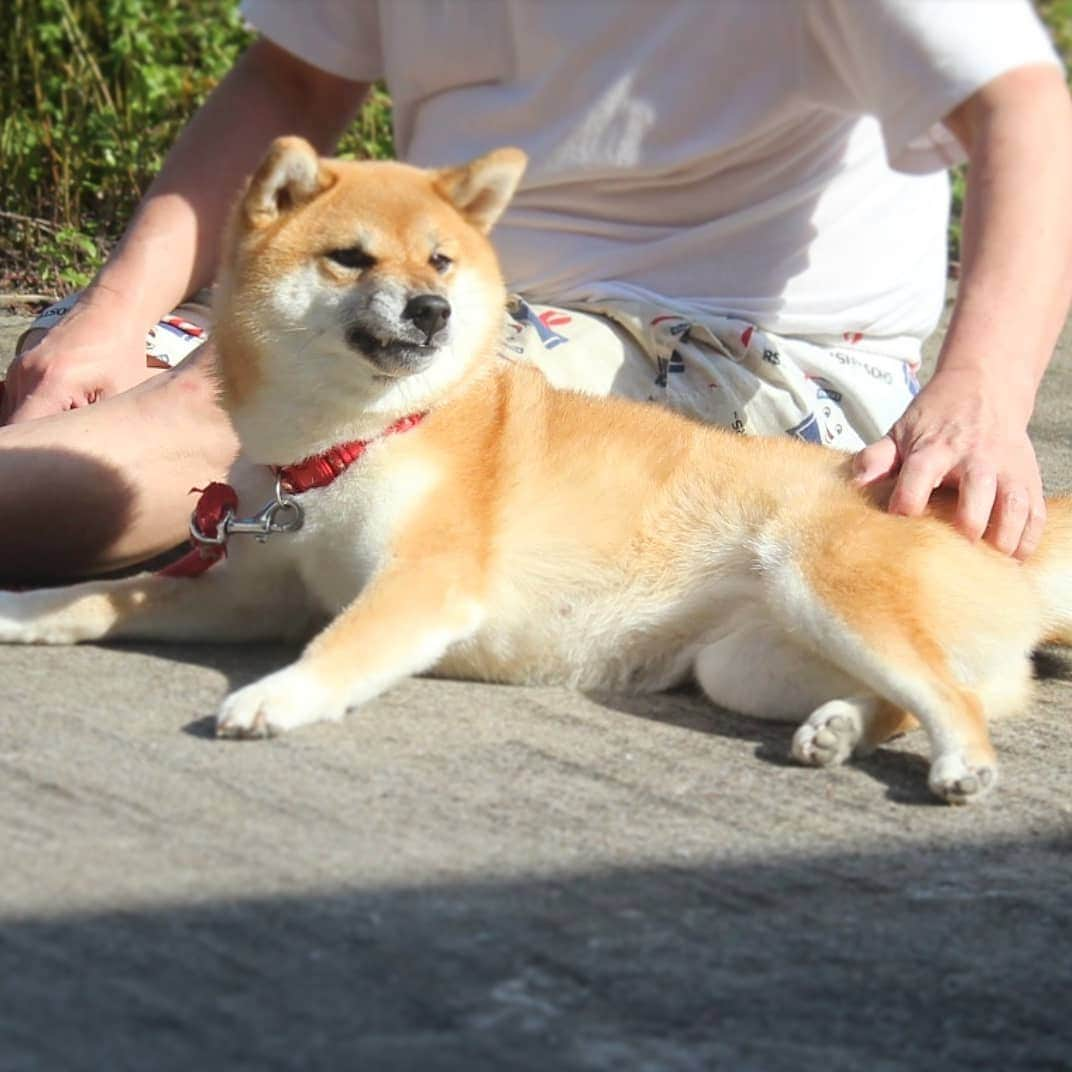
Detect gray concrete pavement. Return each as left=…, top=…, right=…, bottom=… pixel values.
left=1, top=299, right=1071, bottom=1071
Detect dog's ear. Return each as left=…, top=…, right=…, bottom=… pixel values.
left=242, top=136, right=334, bottom=227
left=434, top=147, right=527, bottom=233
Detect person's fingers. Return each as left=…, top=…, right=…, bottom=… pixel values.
left=887, top=444, right=955, bottom=517
left=1012, top=494, right=1047, bottom=561
left=1, top=358, right=47, bottom=424
left=0, top=375, right=32, bottom=425
left=852, top=435, right=899, bottom=486
left=986, top=485, right=1031, bottom=557
left=5, top=384, right=75, bottom=425
left=984, top=480, right=1040, bottom=559
left=953, top=465, right=998, bottom=542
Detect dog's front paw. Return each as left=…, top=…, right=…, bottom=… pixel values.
left=928, top=753, right=997, bottom=805
left=216, top=665, right=345, bottom=739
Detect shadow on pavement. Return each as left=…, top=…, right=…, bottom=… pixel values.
left=2, top=839, right=1070, bottom=1071
left=100, top=624, right=1072, bottom=818
left=140, top=643, right=937, bottom=806
left=114, top=639, right=1058, bottom=809
left=590, top=688, right=936, bottom=807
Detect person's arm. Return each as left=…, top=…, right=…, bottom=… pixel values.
left=4, top=37, right=369, bottom=423
left=853, top=63, right=1072, bottom=559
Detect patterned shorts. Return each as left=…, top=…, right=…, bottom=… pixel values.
left=20, top=291, right=919, bottom=448
left=504, top=296, right=921, bottom=450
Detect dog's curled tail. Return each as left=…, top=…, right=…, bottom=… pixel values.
left=1032, top=496, right=1072, bottom=646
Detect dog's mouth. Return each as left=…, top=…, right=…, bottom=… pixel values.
left=345, top=324, right=440, bottom=376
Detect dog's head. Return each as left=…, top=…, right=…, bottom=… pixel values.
left=215, top=137, right=526, bottom=460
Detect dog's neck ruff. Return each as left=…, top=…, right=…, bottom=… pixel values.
left=162, top=411, right=427, bottom=579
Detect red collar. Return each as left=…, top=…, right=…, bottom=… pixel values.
left=274, top=411, right=427, bottom=493
left=161, top=411, right=426, bottom=579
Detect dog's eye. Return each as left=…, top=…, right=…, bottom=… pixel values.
left=326, top=247, right=376, bottom=270
left=430, top=252, right=453, bottom=274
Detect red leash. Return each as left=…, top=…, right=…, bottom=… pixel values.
left=160, top=482, right=239, bottom=578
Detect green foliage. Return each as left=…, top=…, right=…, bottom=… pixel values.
left=1037, top=0, right=1072, bottom=62
left=2, top=0, right=248, bottom=288
left=949, top=1, right=1072, bottom=264
left=338, top=84, right=394, bottom=163
left=0, top=0, right=393, bottom=293
left=948, top=168, right=966, bottom=267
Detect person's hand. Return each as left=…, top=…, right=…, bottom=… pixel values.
left=2, top=314, right=151, bottom=425
left=852, top=366, right=1045, bottom=560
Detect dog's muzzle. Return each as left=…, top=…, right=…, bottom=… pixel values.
left=345, top=295, right=452, bottom=376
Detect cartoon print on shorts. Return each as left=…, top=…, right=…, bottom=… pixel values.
left=650, top=313, right=692, bottom=342
left=903, top=361, right=921, bottom=397
left=803, top=375, right=849, bottom=443
left=817, top=403, right=845, bottom=444
left=786, top=412, right=823, bottom=444
left=728, top=319, right=763, bottom=362
left=735, top=323, right=781, bottom=368
left=648, top=313, right=691, bottom=390
left=146, top=315, right=209, bottom=367
left=500, top=313, right=527, bottom=358
left=832, top=349, right=894, bottom=386
left=510, top=298, right=572, bottom=350
left=653, top=350, right=686, bottom=388
left=804, top=374, right=843, bottom=403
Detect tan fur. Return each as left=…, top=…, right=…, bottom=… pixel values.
left=4, top=137, right=1071, bottom=805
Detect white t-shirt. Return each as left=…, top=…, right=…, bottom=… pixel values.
left=241, top=0, right=1060, bottom=355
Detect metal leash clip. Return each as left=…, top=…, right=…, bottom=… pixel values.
left=190, top=475, right=305, bottom=547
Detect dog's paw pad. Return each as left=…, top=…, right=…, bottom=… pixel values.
left=791, top=704, right=860, bottom=768
left=928, top=754, right=997, bottom=804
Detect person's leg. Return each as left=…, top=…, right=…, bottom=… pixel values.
left=0, top=345, right=238, bottom=585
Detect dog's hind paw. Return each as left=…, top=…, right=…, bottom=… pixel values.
left=928, top=753, right=997, bottom=805
left=791, top=700, right=863, bottom=768
left=216, top=664, right=344, bottom=739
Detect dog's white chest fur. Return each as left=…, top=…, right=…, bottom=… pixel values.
left=228, top=450, right=438, bottom=617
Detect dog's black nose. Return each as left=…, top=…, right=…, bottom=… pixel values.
left=403, top=294, right=451, bottom=339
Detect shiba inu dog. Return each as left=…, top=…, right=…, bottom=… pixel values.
left=3, top=137, right=1071, bottom=804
